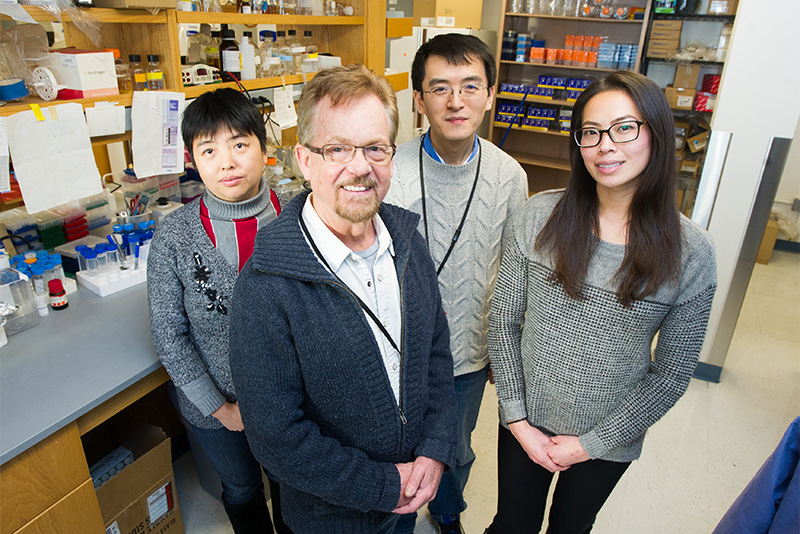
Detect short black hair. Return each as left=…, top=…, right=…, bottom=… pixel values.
left=411, top=33, right=496, bottom=92
left=181, top=88, right=267, bottom=163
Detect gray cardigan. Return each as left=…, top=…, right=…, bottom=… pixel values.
left=386, top=135, right=528, bottom=376
left=489, top=190, right=717, bottom=462
left=147, top=190, right=278, bottom=429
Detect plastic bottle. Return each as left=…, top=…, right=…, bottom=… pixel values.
left=94, top=244, right=109, bottom=271
left=75, top=245, right=89, bottom=271
left=303, top=30, right=318, bottom=73
left=276, top=31, right=293, bottom=76
left=106, top=48, right=133, bottom=94
left=48, top=279, right=68, bottom=311
left=83, top=250, right=99, bottom=274
left=146, top=55, right=165, bottom=90
left=240, top=32, right=257, bottom=80
left=129, top=54, right=148, bottom=91
left=220, top=29, right=241, bottom=82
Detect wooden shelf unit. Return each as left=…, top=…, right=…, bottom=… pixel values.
left=490, top=0, right=652, bottom=194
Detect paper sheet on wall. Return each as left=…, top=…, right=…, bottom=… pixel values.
left=6, top=103, right=102, bottom=213
left=85, top=102, right=126, bottom=137
left=131, top=91, right=185, bottom=178
left=0, top=118, right=9, bottom=193
left=273, top=85, right=298, bottom=129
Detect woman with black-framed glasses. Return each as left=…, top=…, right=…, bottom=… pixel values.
left=485, top=71, right=717, bottom=533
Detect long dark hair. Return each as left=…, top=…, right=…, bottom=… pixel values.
left=535, top=70, right=681, bottom=307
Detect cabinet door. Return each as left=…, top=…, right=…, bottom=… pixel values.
left=14, top=480, right=105, bottom=534
left=0, top=424, right=93, bottom=534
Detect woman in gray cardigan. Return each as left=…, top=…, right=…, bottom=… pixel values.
left=486, top=71, right=717, bottom=533
left=148, top=89, right=287, bottom=534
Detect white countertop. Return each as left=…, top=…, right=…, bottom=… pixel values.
left=0, top=283, right=160, bottom=465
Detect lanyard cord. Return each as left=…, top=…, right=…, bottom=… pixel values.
left=298, top=213, right=402, bottom=355
left=419, top=134, right=482, bottom=276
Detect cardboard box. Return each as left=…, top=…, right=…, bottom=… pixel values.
left=646, top=48, right=677, bottom=59
left=664, top=86, right=696, bottom=110
left=413, top=0, right=483, bottom=28
left=756, top=218, right=780, bottom=264
left=648, top=39, right=680, bottom=50
left=92, top=0, right=175, bottom=8
left=686, top=130, right=709, bottom=153
left=651, top=20, right=683, bottom=30
left=48, top=48, right=118, bottom=100
left=650, top=28, right=682, bottom=40
left=708, top=0, right=737, bottom=15
left=673, top=63, right=702, bottom=89
left=84, top=415, right=184, bottom=534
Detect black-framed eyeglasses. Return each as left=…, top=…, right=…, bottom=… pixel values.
left=305, top=144, right=397, bottom=165
left=421, top=83, right=489, bottom=99
left=572, top=120, right=647, bottom=148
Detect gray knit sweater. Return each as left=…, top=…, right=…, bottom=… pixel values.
left=489, top=190, right=716, bottom=462
left=386, top=135, right=528, bottom=376
left=147, top=184, right=278, bottom=429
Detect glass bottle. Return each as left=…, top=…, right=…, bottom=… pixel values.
left=276, top=30, right=293, bottom=75
left=287, top=30, right=305, bottom=75
left=207, top=30, right=221, bottom=69
left=129, top=54, right=148, bottom=91
left=278, top=0, right=295, bottom=15
left=303, top=30, right=318, bottom=73
left=146, top=55, right=165, bottom=90
left=258, top=31, right=279, bottom=78
left=238, top=0, right=251, bottom=13
left=296, top=0, right=311, bottom=15
left=106, top=48, right=132, bottom=94
left=205, top=0, right=222, bottom=11
left=220, top=29, right=241, bottom=82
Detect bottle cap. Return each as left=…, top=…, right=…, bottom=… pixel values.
left=222, top=29, right=236, bottom=39
left=47, top=278, right=65, bottom=294
left=147, top=54, right=160, bottom=62
left=83, top=250, right=98, bottom=260
left=94, top=244, right=107, bottom=253
left=104, top=48, right=121, bottom=58
left=113, top=225, right=124, bottom=232
left=288, top=30, right=296, bottom=36
left=243, top=31, right=252, bottom=37
left=123, top=223, right=135, bottom=232
left=129, top=54, right=142, bottom=62
left=304, top=30, right=312, bottom=37
left=277, top=30, right=285, bottom=36
left=49, top=254, right=62, bottom=264
left=31, top=264, right=46, bottom=275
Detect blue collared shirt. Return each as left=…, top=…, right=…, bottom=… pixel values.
left=422, top=128, right=480, bottom=165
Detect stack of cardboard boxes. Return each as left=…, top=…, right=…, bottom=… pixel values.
left=665, top=62, right=701, bottom=111
left=646, top=19, right=681, bottom=59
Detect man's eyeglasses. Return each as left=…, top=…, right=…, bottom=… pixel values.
left=572, top=120, right=647, bottom=148
left=305, top=144, right=396, bottom=165
left=420, top=83, right=489, bottom=99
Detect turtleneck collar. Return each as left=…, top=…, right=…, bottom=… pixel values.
left=202, top=178, right=269, bottom=221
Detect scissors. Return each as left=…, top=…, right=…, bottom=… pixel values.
left=128, top=195, right=140, bottom=215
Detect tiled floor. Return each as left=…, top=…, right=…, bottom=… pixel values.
left=174, top=250, right=800, bottom=533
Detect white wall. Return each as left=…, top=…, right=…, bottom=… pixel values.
left=772, top=117, right=800, bottom=240
left=699, top=0, right=800, bottom=367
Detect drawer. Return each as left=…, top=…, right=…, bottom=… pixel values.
left=14, top=479, right=104, bottom=534
left=0, top=423, right=91, bottom=534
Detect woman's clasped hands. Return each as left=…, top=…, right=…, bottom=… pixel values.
left=508, top=421, right=591, bottom=472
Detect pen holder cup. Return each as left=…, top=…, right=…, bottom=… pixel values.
left=116, top=210, right=156, bottom=228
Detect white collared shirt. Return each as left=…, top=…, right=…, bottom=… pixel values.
left=301, top=195, right=403, bottom=404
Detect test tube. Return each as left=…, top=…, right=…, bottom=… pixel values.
left=48, top=254, right=66, bottom=282
left=94, top=244, right=108, bottom=271
left=30, top=263, right=47, bottom=294
left=76, top=245, right=89, bottom=271
left=83, top=250, right=99, bottom=274
left=107, top=244, right=119, bottom=271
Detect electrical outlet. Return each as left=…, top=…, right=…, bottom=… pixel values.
left=793, top=198, right=800, bottom=212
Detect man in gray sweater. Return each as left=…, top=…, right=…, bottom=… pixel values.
left=385, top=34, right=528, bottom=534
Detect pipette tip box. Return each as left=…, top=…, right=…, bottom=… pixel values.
left=76, top=266, right=147, bottom=297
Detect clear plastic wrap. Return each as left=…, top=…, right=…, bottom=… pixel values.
left=19, top=0, right=102, bottom=47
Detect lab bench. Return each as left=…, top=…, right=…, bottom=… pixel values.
left=0, top=283, right=169, bottom=533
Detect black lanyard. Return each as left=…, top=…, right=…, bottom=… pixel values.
left=298, top=212, right=402, bottom=355
left=419, top=134, right=482, bottom=276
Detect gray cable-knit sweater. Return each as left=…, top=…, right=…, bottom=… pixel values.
left=386, top=135, right=528, bottom=376
left=489, top=190, right=717, bottom=462
left=147, top=185, right=278, bottom=429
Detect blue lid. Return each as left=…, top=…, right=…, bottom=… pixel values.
left=94, top=244, right=106, bottom=253
left=48, top=254, right=62, bottom=264
left=123, top=223, right=134, bottom=232
left=35, top=250, right=49, bottom=258
left=138, top=221, right=149, bottom=230
left=31, top=263, right=46, bottom=275
left=83, top=250, right=97, bottom=260
left=12, top=255, right=25, bottom=263
left=113, top=225, right=124, bottom=232
left=75, top=244, right=90, bottom=252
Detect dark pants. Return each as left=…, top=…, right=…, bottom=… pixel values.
left=487, top=424, right=630, bottom=534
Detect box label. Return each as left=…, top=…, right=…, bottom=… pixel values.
left=676, top=95, right=693, bottom=107
left=147, top=483, right=172, bottom=524
left=105, top=522, right=122, bottom=534
left=419, top=17, right=435, bottom=26
left=436, top=16, right=455, bottom=27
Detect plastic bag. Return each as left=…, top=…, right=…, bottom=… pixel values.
left=19, top=0, right=102, bottom=47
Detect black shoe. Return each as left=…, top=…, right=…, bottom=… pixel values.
left=223, top=492, right=274, bottom=534
left=434, top=517, right=465, bottom=534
